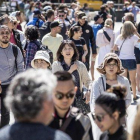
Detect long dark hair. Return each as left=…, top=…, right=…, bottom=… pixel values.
left=95, top=85, right=126, bottom=119
left=69, top=26, right=81, bottom=38
left=57, top=40, right=79, bottom=62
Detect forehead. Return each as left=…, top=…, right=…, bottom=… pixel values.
left=63, top=44, right=72, bottom=48
left=95, top=104, right=107, bottom=114
left=55, top=80, right=75, bottom=92
left=0, top=27, right=10, bottom=32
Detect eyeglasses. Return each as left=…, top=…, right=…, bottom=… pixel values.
left=59, top=15, right=64, bottom=17
left=92, top=113, right=107, bottom=122
left=0, top=31, right=10, bottom=35
left=55, top=92, right=75, bottom=100
left=105, top=63, right=118, bottom=67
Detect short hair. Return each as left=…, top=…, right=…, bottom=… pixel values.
left=5, top=69, right=57, bottom=120
left=54, top=71, right=75, bottom=85
left=58, top=10, right=65, bottom=14
left=46, top=9, right=54, bottom=18
left=0, top=14, right=9, bottom=25
left=125, top=12, right=134, bottom=23
left=56, top=40, right=79, bottom=62
left=0, top=25, right=10, bottom=32
left=25, top=25, right=40, bottom=40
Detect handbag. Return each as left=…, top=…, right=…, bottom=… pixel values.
left=115, top=39, right=126, bottom=56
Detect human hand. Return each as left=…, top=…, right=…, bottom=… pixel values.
left=83, top=89, right=90, bottom=104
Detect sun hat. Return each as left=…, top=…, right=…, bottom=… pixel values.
left=31, top=50, right=51, bottom=68
left=97, top=53, right=124, bottom=75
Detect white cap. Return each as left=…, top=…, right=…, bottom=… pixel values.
left=31, top=50, right=51, bottom=68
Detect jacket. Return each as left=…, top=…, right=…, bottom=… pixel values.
left=90, top=75, right=132, bottom=112
left=73, top=21, right=96, bottom=54
left=52, top=60, right=92, bottom=91
left=49, top=107, right=93, bottom=140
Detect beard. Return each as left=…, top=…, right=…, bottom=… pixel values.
left=2, top=41, right=9, bottom=44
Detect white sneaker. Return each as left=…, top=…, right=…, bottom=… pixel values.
left=136, top=91, right=140, bottom=96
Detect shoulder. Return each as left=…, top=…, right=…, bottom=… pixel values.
left=57, top=34, right=63, bottom=38
left=100, top=132, right=108, bottom=140
left=0, top=125, right=11, bottom=140
left=118, top=75, right=129, bottom=82
left=52, top=61, right=61, bottom=67
left=75, top=60, right=85, bottom=67
left=55, top=130, right=71, bottom=140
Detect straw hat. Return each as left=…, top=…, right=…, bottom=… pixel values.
left=97, top=53, right=124, bottom=75
left=31, top=50, right=51, bottom=68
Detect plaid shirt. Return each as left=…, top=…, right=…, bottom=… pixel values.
left=25, top=41, right=38, bottom=69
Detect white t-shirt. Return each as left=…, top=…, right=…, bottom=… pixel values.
left=115, top=35, right=139, bottom=59
left=42, top=33, right=63, bottom=60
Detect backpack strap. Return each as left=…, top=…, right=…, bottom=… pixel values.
left=60, top=107, right=80, bottom=132
left=12, top=44, right=18, bottom=73
left=103, top=29, right=111, bottom=42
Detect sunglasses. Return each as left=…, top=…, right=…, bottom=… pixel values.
left=55, top=92, right=75, bottom=100
left=92, top=113, right=107, bottom=122
left=59, top=15, right=64, bottom=17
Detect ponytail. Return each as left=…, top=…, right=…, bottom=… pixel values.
left=69, top=26, right=81, bottom=39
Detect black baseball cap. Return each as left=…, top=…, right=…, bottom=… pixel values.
left=94, top=14, right=102, bottom=22
left=33, top=9, right=41, bottom=15
left=77, top=12, right=87, bottom=19
left=50, top=21, right=62, bottom=29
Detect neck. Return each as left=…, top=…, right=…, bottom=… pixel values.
left=109, top=122, right=120, bottom=134
left=73, top=35, right=79, bottom=40
left=106, top=74, right=117, bottom=81
left=47, top=18, right=52, bottom=22
left=50, top=31, right=57, bottom=37
left=55, top=106, right=69, bottom=118
left=0, top=42, right=9, bottom=48
left=64, top=58, right=72, bottom=66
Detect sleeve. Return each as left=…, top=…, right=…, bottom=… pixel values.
left=89, top=26, right=96, bottom=54
left=124, top=77, right=132, bottom=108
left=133, top=35, right=139, bottom=46
left=81, top=37, right=86, bottom=45
left=42, top=36, right=48, bottom=46
left=52, top=61, right=63, bottom=73
left=110, top=31, right=115, bottom=48
left=25, top=43, right=38, bottom=69
left=90, top=80, right=101, bottom=112
left=17, top=47, right=25, bottom=73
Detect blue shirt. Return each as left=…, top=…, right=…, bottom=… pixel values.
left=27, top=17, right=44, bottom=28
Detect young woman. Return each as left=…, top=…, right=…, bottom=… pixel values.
left=94, top=85, right=127, bottom=140
left=113, top=21, right=140, bottom=100
left=52, top=40, right=92, bottom=106
left=90, top=53, right=131, bottom=112
left=31, top=50, right=51, bottom=70
left=69, top=26, right=88, bottom=63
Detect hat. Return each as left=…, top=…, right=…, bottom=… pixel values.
left=33, top=9, right=41, bottom=15
left=50, top=21, right=62, bottom=29
left=43, top=6, right=52, bottom=12
left=31, top=50, right=51, bottom=68
left=77, top=12, right=87, bottom=19
left=10, top=11, right=20, bottom=17
left=94, top=14, right=102, bottom=22
left=97, top=53, right=124, bottom=75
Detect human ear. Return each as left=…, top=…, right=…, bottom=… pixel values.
left=112, top=111, right=119, bottom=121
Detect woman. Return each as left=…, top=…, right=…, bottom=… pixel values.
left=94, top=85, right=127, bottom=140
left=52, top=40, right=92, bottom=111
left=113, top=21, right=140, bottom=100
left=31, top=50, right=51, bottom=70
left=95, top=18, right=114, bottom=78
left=69, top=26, right=88, bottom=63
left=90, top=53, right=131, bottom=112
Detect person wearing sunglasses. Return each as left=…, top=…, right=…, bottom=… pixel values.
left=52, top=40, right=91, bottom=106
left=49, top=71, right=93, bottom=140
left=93, top=85, right=127, bottom=140
left=90, top=53, right=131, bottom=113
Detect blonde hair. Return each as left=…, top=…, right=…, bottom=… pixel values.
left=121, top=21, right=136, bottom=39
left=128, top=106, right=140, bottom=140
left=104, top=18, right=113, bottom=28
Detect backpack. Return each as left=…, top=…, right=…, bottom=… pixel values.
left=24, top=40, right=53, bottom=64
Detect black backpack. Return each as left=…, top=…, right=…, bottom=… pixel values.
left=24, top=40, right=53, bottom=64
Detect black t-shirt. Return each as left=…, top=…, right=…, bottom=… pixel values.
left=71, top=37, right=86, bottom=61
left=99, top=11, right=108, bottom=25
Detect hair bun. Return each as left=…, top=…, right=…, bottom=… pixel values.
left=107, top=84, right=126, bottom=99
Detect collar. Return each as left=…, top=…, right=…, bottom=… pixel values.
left=77, top=21, right=87, bottom=27
left=53, top=107, right=71, bottom=119
left=61, top=60, right=74, bottom=66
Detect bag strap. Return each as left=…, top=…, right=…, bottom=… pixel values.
left=103, top=29, right=111, bottom=42
left=119, top=39, right=126, bottom=54
left=12, top=44, right=18, bottom=73
left=101, top=77, right=105, bottom=91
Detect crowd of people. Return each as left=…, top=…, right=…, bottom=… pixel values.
left=0, top=0, right=140, bottom=140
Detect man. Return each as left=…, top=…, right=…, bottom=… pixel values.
left=73, top=11, right=96, bottom=75
left=42, top=21, right=63, bottom=61
left=27, top=9, right=46, bottom=28
left=0, top=14, right=24, bottom=56
left=56, top=10, right=71, bottom=40
left=49, top=71, right=93, bottom=140
left=39, top=9, right=55, bottom=40
left=127, top=2, right=140, bottom=22
left=0, top=25, right=24, bottom=128
left=0, top=69, right=71, bottom=140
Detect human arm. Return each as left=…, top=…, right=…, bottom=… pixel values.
left=0, top=81, right=2, bottom=93
left=82, top=44, right=88, bottom=63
